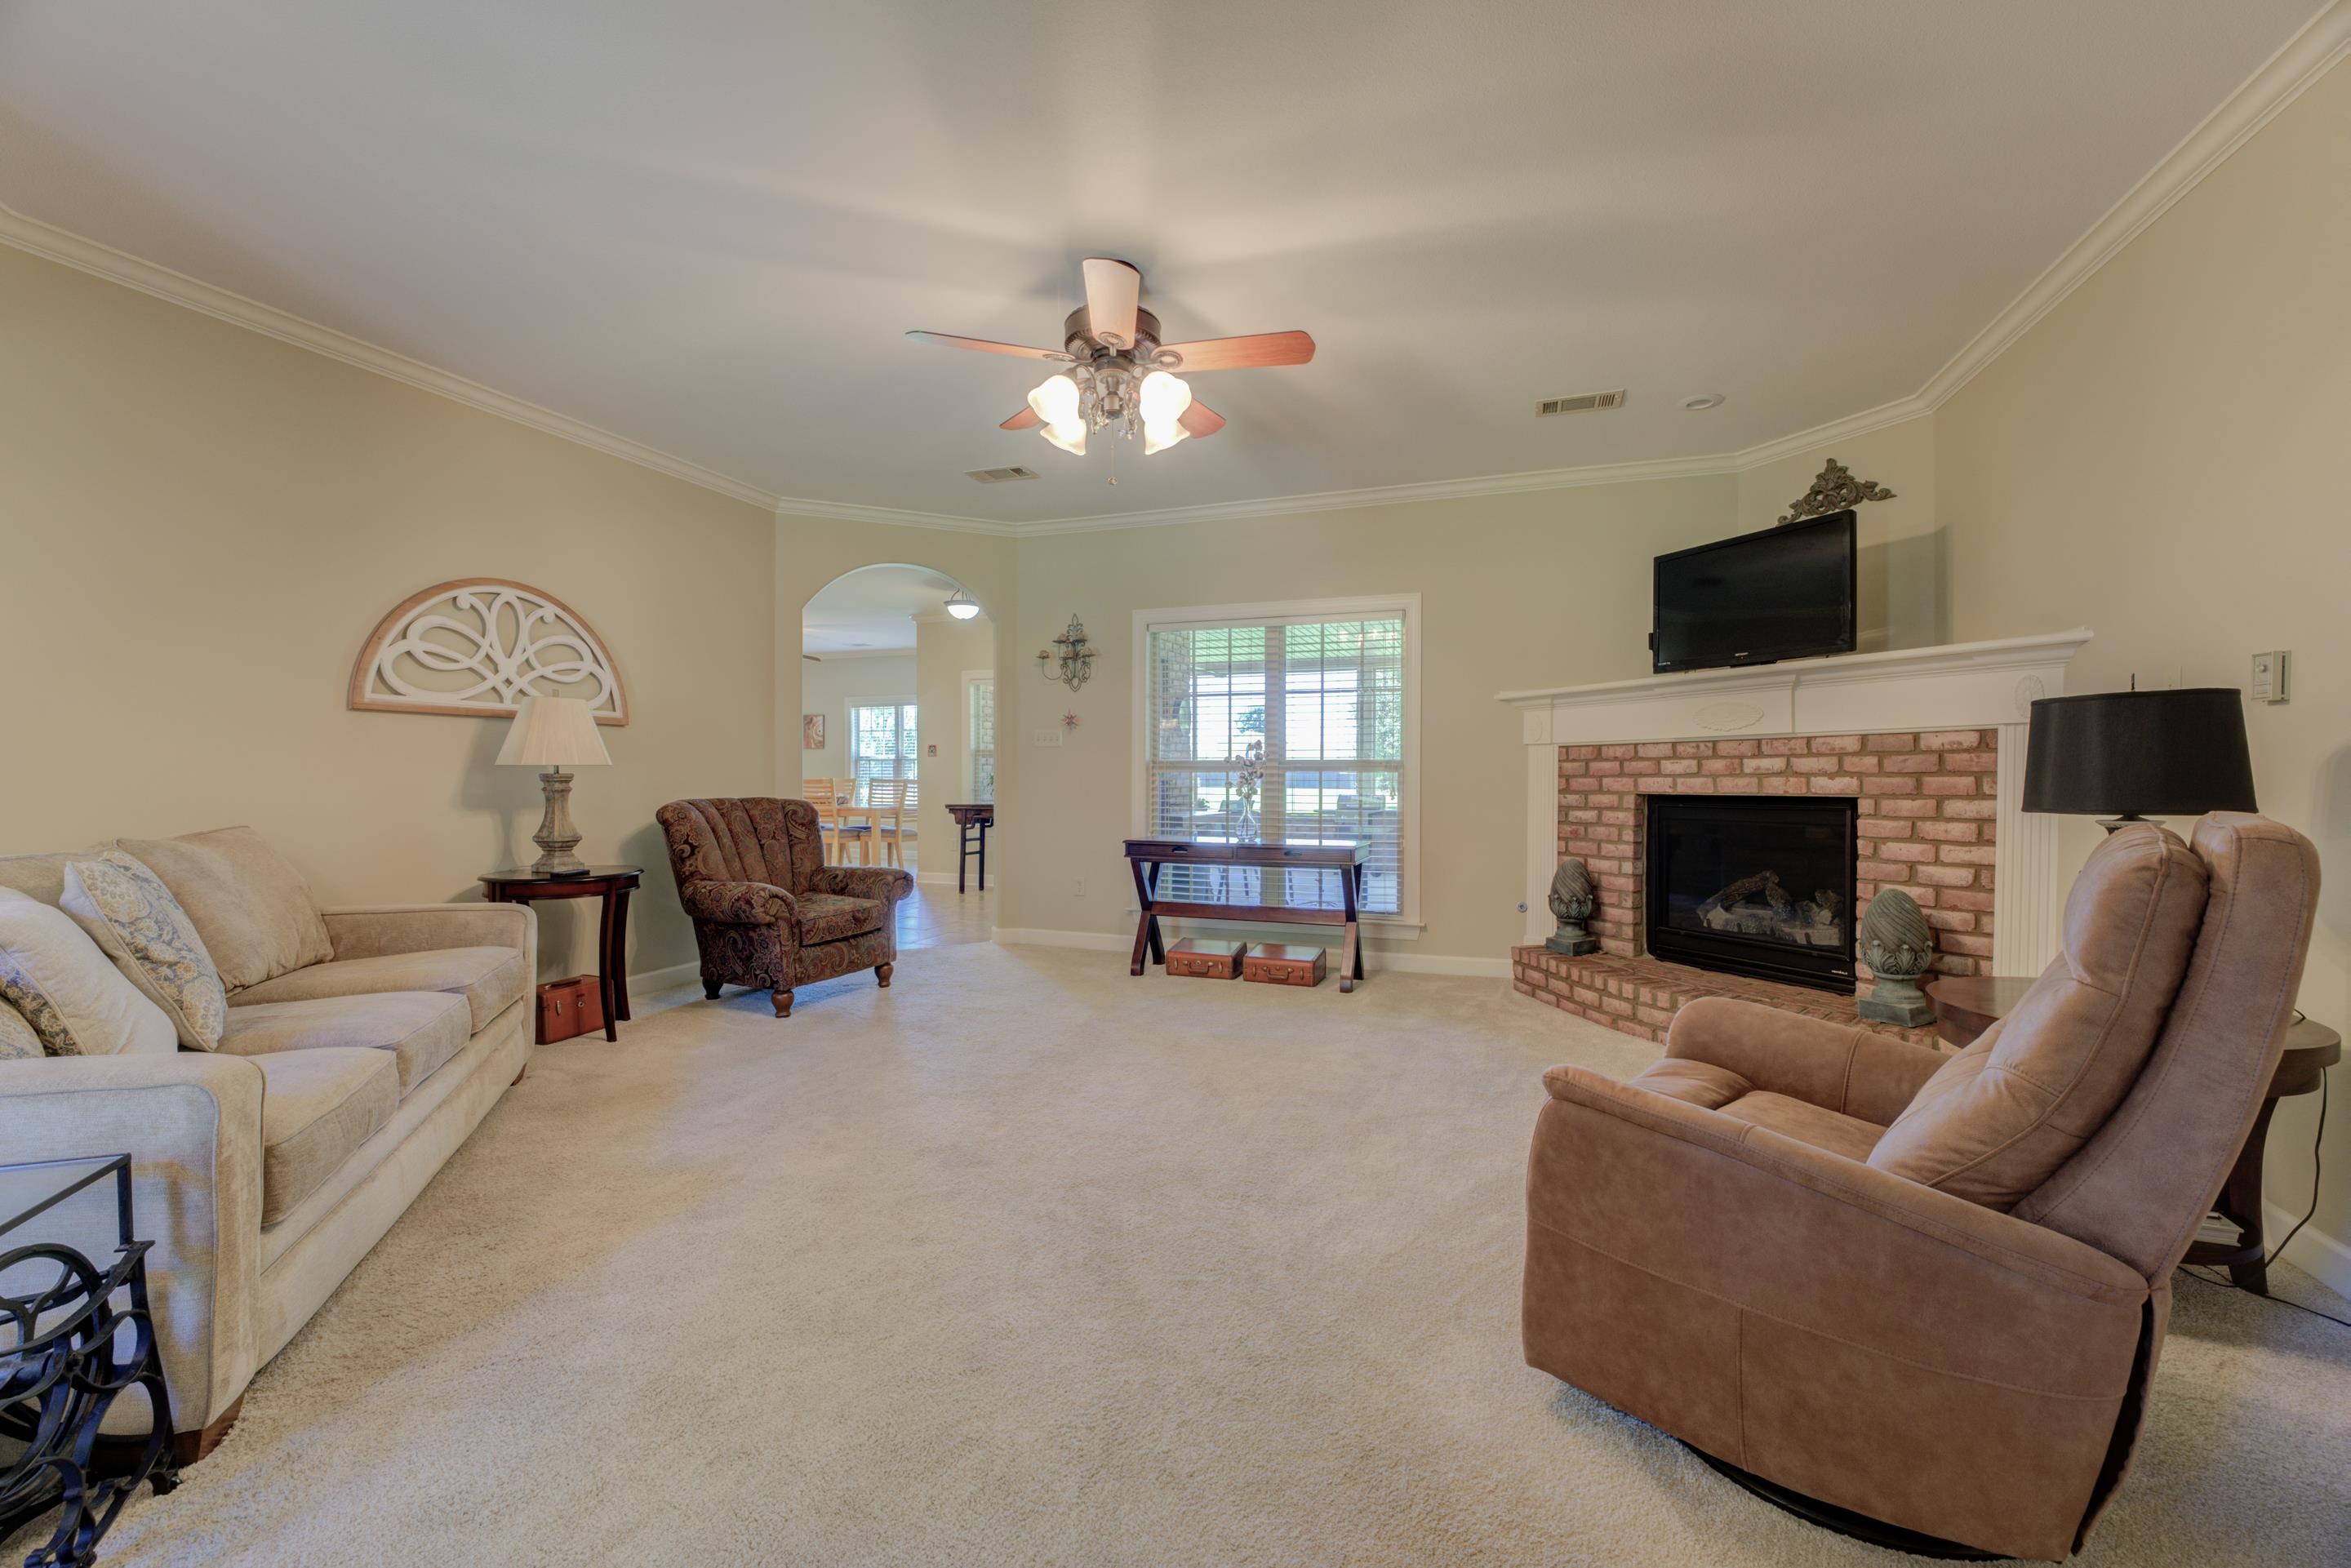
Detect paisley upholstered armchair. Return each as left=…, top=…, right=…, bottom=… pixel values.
left=656, top=797, right=913, bottom=1016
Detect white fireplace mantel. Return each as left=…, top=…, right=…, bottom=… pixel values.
left=1499, top=630, right=2095, bottom=974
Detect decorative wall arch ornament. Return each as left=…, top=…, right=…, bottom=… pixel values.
left=350, top=579, right=628, bottom=724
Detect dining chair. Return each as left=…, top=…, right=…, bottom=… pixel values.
left=807, top=780, right=869, bottom=864
left=862, top=779, right=909, bottom=868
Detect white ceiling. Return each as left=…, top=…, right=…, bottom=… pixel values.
left=802, top=563, right=968, bottom=654
left=0, top=2, right=2328, bottom=526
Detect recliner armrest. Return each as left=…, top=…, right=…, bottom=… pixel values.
left=1664, top=996, right=1948, bottom=1124
left=320, top=901, right=536, bottom=962
left=0, top=1053, right=266, bottom=1437
left=679, top=879, right=799, bottom=928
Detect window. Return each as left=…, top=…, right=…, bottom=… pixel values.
left=849, top=700, right=917, bottom=797
left=966, top=673, right=996, bottom=803
left=1136, top=597, right=1418, bottom=922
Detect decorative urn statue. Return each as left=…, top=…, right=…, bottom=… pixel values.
left=1545, top=858, right=1600, bottom=957
left=1856, top=887, right=1936, bottom=1026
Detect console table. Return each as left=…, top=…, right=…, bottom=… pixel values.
left=945, top=803, right=994, bottom=893
left=481, top=865, right=642, bottom=1042
left=1122, top=840, right=1370, bottom=993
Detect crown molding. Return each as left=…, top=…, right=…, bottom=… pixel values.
left=0, top=198, right=788, bottom=512
left=1909, top=0, right=2351, bottom=412
left=7, top=5, right=2341, bottom=542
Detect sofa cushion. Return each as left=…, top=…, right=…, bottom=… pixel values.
left=1714, top=1090, right=1885, bottom=1163
left=230, top=945, right=526, bottom=1033
left=60, top=851, right=230, bottom=1051
left=1869, top=823, right=2208, bottom=1209
left=255, top=1047, right=398, bottom=1226
left=798, top=892, right=885, bottom=945
left=219, top=990, right=472, bottom=1096
left=0, top=888, right=177, bottom=1057
left=118, top=827, right=334, bottom=993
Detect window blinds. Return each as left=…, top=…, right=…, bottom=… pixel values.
left=969, top=679, right=996, bottom=802
left=850, top=701, right=917, bottom=793
left=1144, top=613, right=1407, bottom=916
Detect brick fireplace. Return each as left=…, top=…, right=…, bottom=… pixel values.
left=1498, top=633, right=2091, bottom=1046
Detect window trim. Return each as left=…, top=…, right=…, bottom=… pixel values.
left=847, top=695, right=919, bottom=796
left=1130, top=593, right=1422, bottom=927
left=962, top=669, right=995, bottom=802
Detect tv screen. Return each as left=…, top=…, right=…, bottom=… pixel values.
left=1651, top=510, right=1856, bottom=673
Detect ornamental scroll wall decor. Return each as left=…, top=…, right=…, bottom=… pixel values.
left=350, top=579, right=629, bottom=724
left=1776, top=458, right=1895, bottom=525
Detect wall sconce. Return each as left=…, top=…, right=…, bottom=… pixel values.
left=1038, top=614, right=1096, bottom=691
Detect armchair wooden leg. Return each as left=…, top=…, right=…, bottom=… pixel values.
left=876, top=962, right=895, bottom=988
left=703, top=977, right=723, bottom=1001
left=772, top=988, right=794, bottom=1018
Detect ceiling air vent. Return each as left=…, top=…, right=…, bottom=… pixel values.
left=966, top=465, right=1039, bottom=483
left=1535, top=390, right=1626, bottom=417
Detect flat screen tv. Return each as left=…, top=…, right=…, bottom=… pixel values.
left=1651, top=509, right=1856, bottom=673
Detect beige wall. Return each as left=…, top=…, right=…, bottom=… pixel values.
left=914, top=614, right=996, bottom=873
left=1735, top=415, right=1944, bottom=652
left=1936, top=60, right=2351, bottom=1281
left=0, top=245, right=776, bottom=983
left=798, top=653, right=917, bottom=787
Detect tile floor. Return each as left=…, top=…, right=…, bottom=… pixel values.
left=896, top=881, right=994, bottom=950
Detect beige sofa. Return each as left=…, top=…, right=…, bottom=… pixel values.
left=0, top=827, right=535, bottom=1458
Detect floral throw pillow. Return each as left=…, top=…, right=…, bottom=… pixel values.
left=0, top=888, right=176, bottom=1057
left=0, top=998, right=38, bottom=1060
left=61, top=851, right=229, bottom=1051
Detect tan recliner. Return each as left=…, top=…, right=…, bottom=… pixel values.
left=1522, top=815, right=2320, bottom=1561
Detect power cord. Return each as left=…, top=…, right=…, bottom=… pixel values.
left=2177, top=1058, right=2346, bottom=1331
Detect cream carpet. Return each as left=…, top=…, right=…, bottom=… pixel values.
left=36, top=944, right=2351, bottom=1566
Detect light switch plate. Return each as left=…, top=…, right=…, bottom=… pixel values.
left=2251, top=650, right=2289, bottom=704
left=1031, top=730, right=1064, bottom=748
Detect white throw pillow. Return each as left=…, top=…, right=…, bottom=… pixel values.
left=62, top=851, right=230, bottom=1051
left=0, top=887, right=176, bottom=1057
left=0, top=998, right=38, bottom=1059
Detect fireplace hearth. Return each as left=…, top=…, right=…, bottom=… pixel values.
left=1647, top=796, right=1857, bottom=993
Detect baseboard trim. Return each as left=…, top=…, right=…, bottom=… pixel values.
left=626, top=960, right=701, bottom=995
left=990, top=926, right=1509, bottom=979
left=917, top=872, right=1001, bottom=889
left=2263, top=1199, right=2351, bottom=1300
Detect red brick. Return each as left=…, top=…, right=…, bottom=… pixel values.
left=1811, top=734, right=1864, bottom=753
left=1917, top=820, right=1981, bottom=842
left=1566, top=807, right=1599, bottom=823
left=1858, top=820, right=1913, bottom=839
left=1589, top=759, right=1623, bottom=776
left=1883, top=753, right=1941, bottom=773
left=1878, top=842, right=1938, bottom=864
left=1920, top=730, right=1982, bottom=750
left=1941, top=933, right=1996, bottom=957
left=1807, top=775, right=1861, bottom=795
left=1940, top=799, right=1997, bottom=820
left=1674, top=741, right=1713, bottom=758
left=1913, top=864, right=1977, bottom=886
left=1637, top=742, right=1677, bottom=758
left=1742, top=756, right=1789, bottom=773
left=1922, top=908, right=1976, bottom=933
left=1600, top=809, right=1635, bottom=825
left=1713, top=776, right=1762, bottom=793
left=1871, top=797, right=1940, bottom=818
left=1762, top=736, right=1809, bottom=754
left=1713, top=739, right=1761, bottom=757
left=1700, top=757, right=1742, bottom=775
left=1940, top=751, right=1997, bottom=773
left=1602, top=744, right=1636, bottom=759
left=1856, top=860, right=1912, bottom=882
left=1635, top=776, right=1677, bottom=793
left=1864, top=732, right=1919, bottom=751
left=1624, top=759, right=1660, bottom=775
left=1660, top=758, right=1700, bottom=775
left=1760, top=775, right=1808, bottom=794
left=1565, top=744, right=1599, bottom=760
left=1862, top=775, right=1922, bottom=795
left=1941, top=889, right=1997, bottom=913
left=1922, top=775, right=1979, bottom=796
left=1938, top=844, right=1998, bottom=865
left=1792, top=755, right=1845, bottom=774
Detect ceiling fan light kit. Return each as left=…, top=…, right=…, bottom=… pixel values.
left=912, top=257, right=1313, bottom=460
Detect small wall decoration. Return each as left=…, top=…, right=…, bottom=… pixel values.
left=352, top=579, right=627, bottom=723
left=1776, top=458, right=1895, bottom=525
left=802, top=713, right=827, bottom=750
left=1037, top=615, right=1096, bottom=692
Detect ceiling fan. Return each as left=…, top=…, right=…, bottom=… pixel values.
left=909, top=258, right=1314, bottom=458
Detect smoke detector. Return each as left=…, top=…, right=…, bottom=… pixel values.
left=966, top=465, right=1039, bottom=483
left=1681, top=393, right=1727, bottom=411
left=1535, top=390, right=1625, bottom=417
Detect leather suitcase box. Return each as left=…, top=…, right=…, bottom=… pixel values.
left=1167, top=939, right=1248, bottom=979
left=1242, top=944, right=1327, bottom=987
left=536, top=975, right=605, bottom=1043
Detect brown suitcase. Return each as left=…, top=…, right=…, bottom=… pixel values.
left=1166, top=939, right=1248, bottom=979
left=536, top=975, right=605, bottom=1043
left=1242, top=944, right=1327, bottom=987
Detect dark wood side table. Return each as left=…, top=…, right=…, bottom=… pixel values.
left=944, top=802, right=994, bottom=892
left=1927, top=975, right=2339, bottom=1295
left=480, top=865, right=642, bottom=1043
left=1122, top=840, right=1371, bottom=993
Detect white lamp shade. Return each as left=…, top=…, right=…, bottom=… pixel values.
left=496, top=695, right=612, bottom=768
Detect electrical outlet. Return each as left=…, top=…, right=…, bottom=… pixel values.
left=1071, top=877, right=1087, bottom=899
left=1031, top=730, right=1064, bottom=748
left=2251, top=650, right=2290, bottom=704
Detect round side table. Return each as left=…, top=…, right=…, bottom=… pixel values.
left=480, top=865, right=642, bottom=1043
left=1926, top=975, right=2338, bottom=1295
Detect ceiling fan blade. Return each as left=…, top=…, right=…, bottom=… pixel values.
left=1153, top=331, right=1315, bottom=371
left=1000, top=406, right=1042, bottom=431
left=1081, top=258, right=1141, bottom=349
left=907, top=331, right=1073, bottom=362
left=1176, top=401, right=1226, bottom=438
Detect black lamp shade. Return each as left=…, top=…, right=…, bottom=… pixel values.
left=2022, top=689, right=2257, bottom=818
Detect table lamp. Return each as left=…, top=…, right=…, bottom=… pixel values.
left=496, top=695, right=612, bottom=873
left=2022, top=687, right=2255, bottom=833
